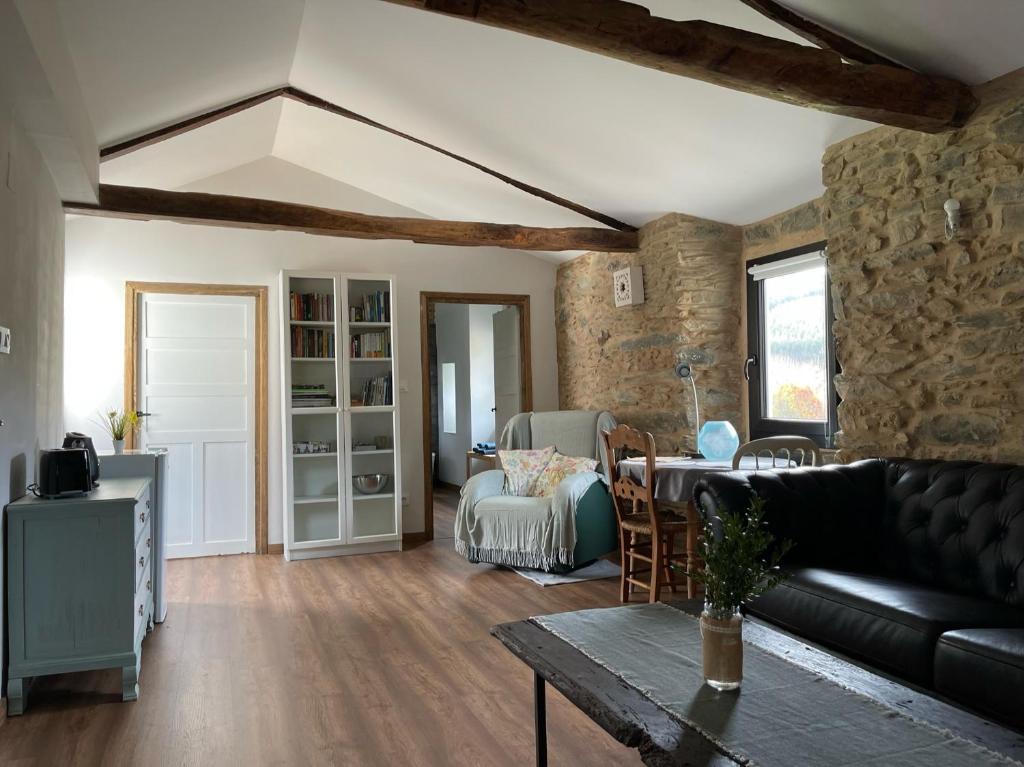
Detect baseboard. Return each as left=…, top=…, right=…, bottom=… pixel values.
left=267, top=543, right=284, bottom=555
left=402, top=531, right=430, bottom=547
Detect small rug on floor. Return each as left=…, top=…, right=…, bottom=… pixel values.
left=510, top=559, right=620, bottom=587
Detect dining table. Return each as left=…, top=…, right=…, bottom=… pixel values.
left=617, top=455, right=787, bottom=506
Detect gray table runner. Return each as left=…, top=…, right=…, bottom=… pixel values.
left=533, top=604, right=1021, bottom=766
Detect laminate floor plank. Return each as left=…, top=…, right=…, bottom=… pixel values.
left=1, top=539, right=636, bottom=766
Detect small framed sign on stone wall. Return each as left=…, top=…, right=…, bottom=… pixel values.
left=613, top=266, right=644, bottom=307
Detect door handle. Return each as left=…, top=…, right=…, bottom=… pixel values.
left=743, top=355, right=758, bottom=381
left=135, top=411, right=152, bottom=418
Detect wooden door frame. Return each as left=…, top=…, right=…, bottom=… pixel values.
left=123, top=281, right=270, bottom=555
left=419, top=292, right=532, bottom=541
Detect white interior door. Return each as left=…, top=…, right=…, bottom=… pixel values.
left=492, top=307, right=522, bottom=438
left=138, top=293, right=256, bottom=558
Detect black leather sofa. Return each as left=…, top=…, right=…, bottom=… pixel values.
left=694, top=459, right=1024, bottom=730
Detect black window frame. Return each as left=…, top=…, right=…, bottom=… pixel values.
left=745, top=241, right=839, bottom=449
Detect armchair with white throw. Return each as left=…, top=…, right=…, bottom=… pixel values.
left=454, top=410, right=619, bottom=573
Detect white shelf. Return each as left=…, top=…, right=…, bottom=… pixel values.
left=282, top=270, right=402, bottom=560
left=294, top=495, right=339, bottom=505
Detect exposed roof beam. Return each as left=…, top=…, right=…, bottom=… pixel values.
left=737, top=0, right=907, bottom=69
left=63, top=184, right=639, bottom=252
left=381, top=0, right=977, bottom=133
left=98, top=87, right=635, bottom=232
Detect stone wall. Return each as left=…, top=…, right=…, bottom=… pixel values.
left=556, top=213, right=743, bottom=453
left=822, top=72, right=1024, bottom=462
left=742, top=199, right=825, bottom=262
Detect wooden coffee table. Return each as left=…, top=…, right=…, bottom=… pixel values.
left=492, top=600, right=1024, bottom=767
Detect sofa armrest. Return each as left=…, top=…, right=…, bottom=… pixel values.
left=694, top=460, right=888, bottom=570
left=461, top=469, right=506, bottom=507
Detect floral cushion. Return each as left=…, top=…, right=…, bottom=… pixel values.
left=499, top=446, right=556, bottom=496
left=532, top=452, right=599, bottom=498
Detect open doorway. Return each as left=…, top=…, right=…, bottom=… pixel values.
left=419, top=293, right=532, bottom=541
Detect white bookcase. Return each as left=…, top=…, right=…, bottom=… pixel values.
left=279, top=271, right=402, bottom=560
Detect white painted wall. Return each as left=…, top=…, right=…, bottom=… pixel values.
left=63, top=157, right=560, bottom=541
left=0, top=106, right=66, bottom=697
left=469, top=304, right=500, bottom=446
left=435, top=303, right=470, bottom=487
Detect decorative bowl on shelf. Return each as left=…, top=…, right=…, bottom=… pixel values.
left=353, top=473, right=390, bottom=494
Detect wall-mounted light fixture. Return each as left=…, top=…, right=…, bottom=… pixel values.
left=674, top=361, right=701, bottom=448
left=944, top=198, right=961, bottom=241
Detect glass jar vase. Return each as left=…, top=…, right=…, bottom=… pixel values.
left=700, top=604, right=743, bottom=690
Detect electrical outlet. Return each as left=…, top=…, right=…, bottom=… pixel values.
left=0, top=326, right=10, bottom=354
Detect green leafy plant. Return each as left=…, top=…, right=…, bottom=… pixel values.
left=688, top=494, right=792, bottom=613
left=94, top=408, right=139, bottom=441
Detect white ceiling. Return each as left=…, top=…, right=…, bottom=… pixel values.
left=56, top=0, right=1024, bottom=258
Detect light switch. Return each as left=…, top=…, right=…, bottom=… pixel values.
left=399, top=379, right=408, bottom=392
left=0, top=326, right=10, bottom=354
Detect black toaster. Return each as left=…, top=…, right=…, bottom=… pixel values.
left=38, top=448, right=94, bottom=498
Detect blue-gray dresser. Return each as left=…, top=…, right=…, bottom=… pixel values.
left=6, top=477, right=155, bottom=715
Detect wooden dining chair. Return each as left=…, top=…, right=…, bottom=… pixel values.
left=601, top=424, right=693, bottom=603
left=731, top=435, right=821, bottom=470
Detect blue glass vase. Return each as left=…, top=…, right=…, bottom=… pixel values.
left=698, top=421, right=740, bottom=462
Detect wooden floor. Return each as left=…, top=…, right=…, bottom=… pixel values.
left=432, top=483, right=459, bottom=540
left=0, top=534, right=637, bottom=765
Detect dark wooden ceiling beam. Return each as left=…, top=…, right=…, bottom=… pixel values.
left=63, top=184, right=638, bottom=252
left=382, top=0, right=976, bottom=133
left=737, top=0, right=907, bottom=69
left=98, top=87, right=634, bottom=232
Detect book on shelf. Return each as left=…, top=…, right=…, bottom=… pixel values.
left=291, top=327, right=335, bottom=358
left=290, top=291, right=334, bottom=322
left=291, top=384, right=336, bottom=408
left=349, top=290, right=391, bottom=323
left=357, top=373, right=393, bottom=407
left=350, top=331, right=391, bottom=359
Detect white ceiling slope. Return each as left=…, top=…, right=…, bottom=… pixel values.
left=56, top=0, right=1024, bottom=249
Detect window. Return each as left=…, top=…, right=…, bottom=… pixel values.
left=746, top=242, right=838, bottom=447
left=442, top=362, right=457, bottom=434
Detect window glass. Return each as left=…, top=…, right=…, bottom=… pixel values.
left=762, top=264, right=828, bottom=421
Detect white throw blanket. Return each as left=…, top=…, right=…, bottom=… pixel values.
left=454, top=470, right=603, bottom=572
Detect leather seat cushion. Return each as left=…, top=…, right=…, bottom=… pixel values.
left=747, top=568, right=1024, bottom=686
left=934, top=629, right=1024, bottom=729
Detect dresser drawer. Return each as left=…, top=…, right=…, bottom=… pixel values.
left=134, top=490, right=151, bottom=542
left=133, top=579, right=152, bottom=639
left=135, top=535, right=152, bottom=592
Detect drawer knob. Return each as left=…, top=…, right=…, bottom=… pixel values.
left=146, top=537, right=151, bottom=549
left=139, top=511, right=146, bottom=523
left=146, top=579, right=152, bottom=592
left=146, top=500, right=151, bottom=509
left=138, top=604, right=144, bottom=617
left=139, top=556, right=145, bottom=568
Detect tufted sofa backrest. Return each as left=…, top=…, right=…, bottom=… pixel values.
left=882, top=460, right=1024, bottom=607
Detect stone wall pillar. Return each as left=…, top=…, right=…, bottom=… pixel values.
left=556, top=213, right=743, bottom=453
left=821, top=71, right=1024, bottom=462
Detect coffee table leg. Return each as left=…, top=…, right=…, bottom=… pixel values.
left=534, top=671, right=548, bottom=767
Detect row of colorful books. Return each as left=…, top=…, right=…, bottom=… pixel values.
left=349, top=291, right=390, bottom=323
left=291, top=327, right=335, bottom=358
left=290, top=292, right=333, bottom=322
left=351, top=332, right=390, bottom=359
left=358, top=373, right=393, bottom=407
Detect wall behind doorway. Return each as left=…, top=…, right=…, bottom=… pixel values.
left=62, top=157, right=560, bottom=541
